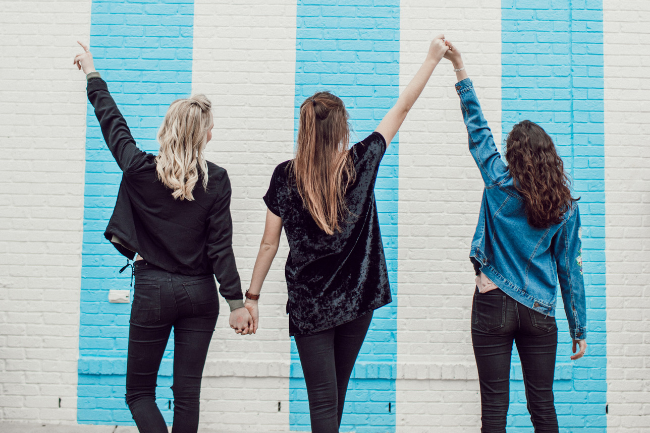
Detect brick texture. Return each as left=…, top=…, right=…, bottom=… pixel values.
left=0, top=0, right=91, bottom=424
left=604, top=1, right=650, bottom=432
left=1, top=0, right=648, bottom=431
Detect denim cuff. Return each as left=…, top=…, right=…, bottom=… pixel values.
left=226, top=298, right=245, bottom=312
left=455, top=77, right=473, bottom=94
left=86, top=71, right=101, bottom=81
left=571, top=327, right=587, bottom=340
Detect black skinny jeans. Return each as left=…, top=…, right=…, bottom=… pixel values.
left=294, top=311, right=373, bottom=433
left=125, top=261, right=218, bottom=433
left=471, top=288, right=559, bottom=433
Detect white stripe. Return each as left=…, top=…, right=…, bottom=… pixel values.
left=191, top=0, right=296, bottom=429
left=397, top=1, right=502, bottom=430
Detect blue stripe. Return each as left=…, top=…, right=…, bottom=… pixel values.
left=502, top=0, right=606, bottom=430
left=291, top=1, right=400, bottom=431
left=78, top=0, right=195, bottom=425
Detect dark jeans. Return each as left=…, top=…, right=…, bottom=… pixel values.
left=471, top=288, right=559, bottom=433
left=294, top=312, right=373, bottom=433
left=125, top=261, right=219, bottom=433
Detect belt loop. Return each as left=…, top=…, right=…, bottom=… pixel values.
left=119, top=259, right=134, bottom=287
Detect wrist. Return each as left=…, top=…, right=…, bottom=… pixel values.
left=245, top=289, right=260, bottom=301
left=452, top=60, right=464, bottom=69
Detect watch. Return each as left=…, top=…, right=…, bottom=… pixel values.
left=245, top=289, right=260, bottom=300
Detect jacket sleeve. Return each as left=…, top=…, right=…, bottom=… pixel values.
left=455, top=78, right=509, bottom=187
left=206, top=171, right=244, bottom=311
left=551, top=205, right=587, bottom=340
left=86, top=77, right=148, bottom=173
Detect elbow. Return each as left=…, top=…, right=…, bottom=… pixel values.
left=260, top=239, right=279, bottom=255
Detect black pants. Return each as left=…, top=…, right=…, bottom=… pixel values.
left=125, top=261, right=218, bottom=433
left=294, top=312, right=373, bottom=433
left=471, top=288, right=559, bottom=433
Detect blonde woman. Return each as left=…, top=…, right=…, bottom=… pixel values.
left=74, top=42, right=252, bottom=433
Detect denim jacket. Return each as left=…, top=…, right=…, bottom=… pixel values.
left=456, top=78, right=587, bottom=340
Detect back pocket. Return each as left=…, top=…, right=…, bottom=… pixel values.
left=472, top=291, right=507, bottom=332
left=131, top=284, right=161, bottom=326
left=528, top=308, right=557, bottom=333
left=182, top=277, right=218, bottom=317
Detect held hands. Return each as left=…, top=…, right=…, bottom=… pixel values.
left=443, top=39, right=463, bottom=68
left=229, top=307, right=254, bottom=335
left=244, top=299, right=259, bottom=334
left=427, top=34, right=449, bottom=63
left=73, top=41, right=96, bottom=74
left=571, top=339, right=587, bottom=360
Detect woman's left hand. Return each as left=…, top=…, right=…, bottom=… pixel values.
left=571, top=339, right=587, bottom=360
left=73, top=41, right=96, bottom=74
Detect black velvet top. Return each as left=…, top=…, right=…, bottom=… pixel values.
left=86, top=76, right=243, bottom=310
left=264, top=132, right=392, bottom=336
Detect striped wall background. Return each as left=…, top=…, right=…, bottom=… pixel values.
left=7, top=0, right=649, bottom=431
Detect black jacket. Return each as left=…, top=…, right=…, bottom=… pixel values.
left=87, top=75, right=243, bottom=310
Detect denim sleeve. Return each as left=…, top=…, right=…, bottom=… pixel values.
left=455, top=79, right=509, bottom=187
left=552, top=205, right=587, bottom=340
left=87, top=77, right=148, bottom=173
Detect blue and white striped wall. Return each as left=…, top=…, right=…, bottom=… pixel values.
left=8, top=0, right=649, bottom=431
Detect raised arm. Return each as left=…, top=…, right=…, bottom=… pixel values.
left=74, top=41, right=147, bottom=173
left=444, top=41, right=509, bottom=187
left=374, top=34, right=449, bottom=147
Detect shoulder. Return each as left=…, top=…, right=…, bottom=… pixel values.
left=207, top=160, right=228, bottom=181
left=272, top=159, right=292, bottom=180
left=351, top=132, right=386, bottom=162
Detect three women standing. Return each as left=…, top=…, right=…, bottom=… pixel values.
left=75, top=32, right=587, bottom=433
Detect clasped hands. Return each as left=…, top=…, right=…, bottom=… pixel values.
left=229, top=299, right=259, bottom=336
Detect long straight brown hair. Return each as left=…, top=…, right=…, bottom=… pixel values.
left=292, top=91, right=356, bottom=235
left=505, top=120, right=578, bottom=228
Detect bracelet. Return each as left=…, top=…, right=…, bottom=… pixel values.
left=454, top=66, right=465, bottom=72
left=245, top=289, right=260, bottom=300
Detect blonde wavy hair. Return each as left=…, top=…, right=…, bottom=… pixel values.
left=155, top=95, right=213, bottom=201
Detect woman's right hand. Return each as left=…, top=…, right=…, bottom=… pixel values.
left=427, top=34, right=449, bottom=63
left=244, top=299, right=259, bottom=334
left=73, top=41, right=96, bottom=75
left=571, top=339, right=587, bottom=360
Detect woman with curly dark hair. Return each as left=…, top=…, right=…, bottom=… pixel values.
left=443, top=41, right=587, bottom=432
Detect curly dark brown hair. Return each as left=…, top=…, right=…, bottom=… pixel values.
left=505, top=120, right=578, bottom=229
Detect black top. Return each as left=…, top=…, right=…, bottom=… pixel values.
left=264, top=132, right=392, bottom=335
left=87, top=77, right=243, bottom=309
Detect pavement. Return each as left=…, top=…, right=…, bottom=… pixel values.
left=0, top=423, right=267, bottom=433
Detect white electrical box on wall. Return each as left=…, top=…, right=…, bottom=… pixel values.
left=108, top=290, right=130, bottom=304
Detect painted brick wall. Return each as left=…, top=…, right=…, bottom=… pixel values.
left=291, top=1, right=400, bottom=431
left=0, top=0, right=91, bottom=424
left=603, top=1, right=650, bottom=432
left=78, top=0, right=195, bottom=424
left=396, top=0, right=502, bottom=430
left=1, top=0, right=649, bottom=431
left=501, top=0, right=607, bottom=430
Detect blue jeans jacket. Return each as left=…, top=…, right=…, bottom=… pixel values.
left=455, top=78, right=587, bottom=340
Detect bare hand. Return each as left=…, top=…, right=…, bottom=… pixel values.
left=229, top=307, right=253, bottom=335
left=427, top=34, right=449, bottom=63
left=73, top=41, right=96, bottom=74
left=571, top=339, right=587, bottom=360
left=443, top=39, right=463, bottom=68
left=244, top=299, right=259, bottom=334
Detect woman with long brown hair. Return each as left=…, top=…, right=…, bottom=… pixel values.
left=241, top=36, right=449, bottom=432
left=443, top=41, right=587, bottom=432
left=74, top=42, right=252, bottom=433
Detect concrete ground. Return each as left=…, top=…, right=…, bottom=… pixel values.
left=0, top=423, right=271, bottom=433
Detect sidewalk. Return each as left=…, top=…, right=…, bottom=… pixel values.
left=0, top=423, right=271, bottom=433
